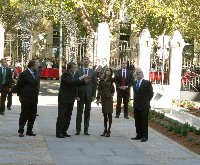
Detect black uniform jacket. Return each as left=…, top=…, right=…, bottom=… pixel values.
left=58, top=70, right=85, bottom=104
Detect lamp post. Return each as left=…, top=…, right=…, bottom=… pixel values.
left=59, top=0, right=63, bottom=79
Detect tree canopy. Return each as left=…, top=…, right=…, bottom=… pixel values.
left=0, top=0, right=200, bottom=41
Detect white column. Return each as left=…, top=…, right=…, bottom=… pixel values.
left=138, top=29, right=153, bottom=80
left=96, top=22, right=111, bottom=65
left=169, top=30, right=185, bottom=99
left=0, top=23, right=5, bottom=59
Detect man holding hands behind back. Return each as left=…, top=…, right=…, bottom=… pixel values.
left=17, top=60, right=39, bottom=137
left=56, top=62, right=89, bottom=138
left=74, top=56, right=97, bottom=135
left=115, top=60, right=133, bottom=119
left=132, top=68, right=153, bottom=142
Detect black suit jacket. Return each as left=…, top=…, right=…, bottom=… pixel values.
left=133, top=80, right=154, bottom=111
left=0, top=67, right=13, bottom=90
left=115, top=68, right=133, bottom=94
left=58, top=70, right=85, bottom=104
left=17, top=69, right=39, bottom=104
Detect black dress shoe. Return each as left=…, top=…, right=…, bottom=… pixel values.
left=75, top=131, right=80, bottom=135
left=0, top=112, right=5, bottom=115
left=56, top=134, right=65, bottom=138
left=124, top=116, right=129, bottom=119
left=19, top=133, right=24, bottom=137
left=141, top=137, right=148, bottom=142
left=62, top=132, right=71, bottom=137
left=84, top=132, right=90, bottom=135
left=26, top=132, right=36, bottom=136
left=100, top=130, right=107, bottom=136
left=115, top=115, right=119, bottom=118
left=7, top=108, right=11, bottom=110
left=105, top=131, right=111, bottom=137
left=131, top=136, right=142, bottom=140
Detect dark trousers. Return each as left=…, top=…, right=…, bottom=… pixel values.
left=76, top=96, right=91, bottom=133
left=134, top=108, right=149, bottom=138
left=7, top=91, right=12, bottom=109
left=116, top=90, right=129, bottom=117
left=103, top=113, right=112, bottom=131
left=0, top=85, right=8, bottom=113
left=56, top=101, right=73, bottom=135
left=18, top=102, right=37, bottom=133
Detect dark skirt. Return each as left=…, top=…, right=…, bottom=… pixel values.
left=101, top=97, right=113, bottom=113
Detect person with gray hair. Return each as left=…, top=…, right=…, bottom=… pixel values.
left=132, top=67, right=153, bottom=142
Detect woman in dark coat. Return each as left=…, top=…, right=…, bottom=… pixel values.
left=96, top=68, right=115, bottom=137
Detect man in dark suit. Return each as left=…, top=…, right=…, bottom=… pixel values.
left=93, top=59, right=102, bottom=78
left=56, top=62, right=89, bottom=138
left=132, top=67, right=154, bottom=142
left=5, top=56, right=19, bottom=111
left=17, top=60, right=40, bottom=137
left=115, top=60, right=133, bottom=119
left=74, top=56, right=97, bottom=135
left=0, top=58, right=13, bottom=115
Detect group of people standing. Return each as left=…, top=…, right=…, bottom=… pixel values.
left=0, top=58, right=41, bottom=137
left=0, top=55, right=153, bottom=142
left=55, top=56, right=154, bottom=142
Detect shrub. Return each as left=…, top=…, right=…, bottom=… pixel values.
left=159, top=113, right=165, bottom=119
left=149, top=118, right=156, bottom=122
left=189, top=126, right=196, bottom=132
left=196, top=140, right=200, bottom=145
left=163, top=123, right=169, bottom=128
left=155, top=120, right=160, bottom=125
left=168, top=125, right=174, bottom=131
left=174, top=127, right=182, bottom=134
left=194, top=129, right=200, bottom=135
left=181, top=129, right=188, bottom=137
left=183, top=122, right=190, bottom=129
left=187, top=136, right=195, bottom=142
left=160, top=121, right=165, bottom=126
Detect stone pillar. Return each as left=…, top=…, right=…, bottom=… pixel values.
left=169, top=30, right=185, bottom=99
left=138, top=29, right=153, bottom=80
left=96, top=22, right=111, bottom=66
left=0, top=23, right=5, bottom=59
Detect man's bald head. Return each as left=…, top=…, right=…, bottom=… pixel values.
left=134, top=67, right=144, bottom=80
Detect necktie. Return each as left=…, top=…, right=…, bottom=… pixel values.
left=136, top=80, right=140, bottom=91
left=84, top=69, right=88, bottom=75
left=34, top=72, right=37, bottom=79
left=122, top=70, right=125, bottom=78
left=31, top=72, right=36, bottom=79
left=122, top=70, right=126, bottom=86
left=2, top=67, right=6, bottom=84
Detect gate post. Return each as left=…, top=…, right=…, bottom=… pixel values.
left=96, top=22, right=111, bottom=66
left=138, top=29, right=153, bottom=80
left=169, top=30, right=185, bottom=99
left=0, top=23, right=5, bottom=59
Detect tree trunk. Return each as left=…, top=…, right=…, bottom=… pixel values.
left=74, top=1, right=95, bottom=64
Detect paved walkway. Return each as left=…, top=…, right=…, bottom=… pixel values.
left=0, top=95, right=200, bottom=165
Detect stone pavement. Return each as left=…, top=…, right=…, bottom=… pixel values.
left=0, top=95, right=200, bottom=165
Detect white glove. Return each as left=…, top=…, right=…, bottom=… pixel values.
left=79, top=74, right=87, bottom=80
